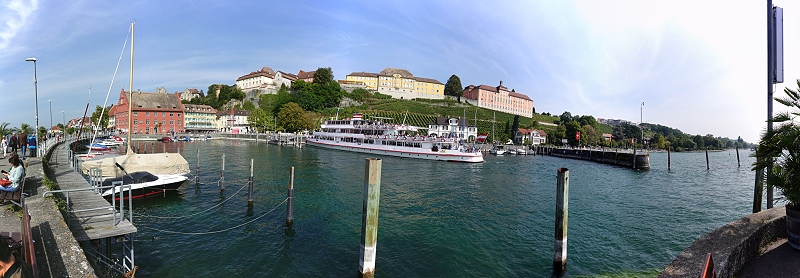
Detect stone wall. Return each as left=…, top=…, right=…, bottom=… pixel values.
left=658, top=207, right=787, bottom=278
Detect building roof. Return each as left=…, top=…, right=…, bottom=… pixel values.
left=468, top=84, right=532, bottom=101
left=414, top=76, right=443, bottom=84
left=236, top=67, right=276, bottom=81
left=278, top=71, right=298, bottom=81
left=379, top=68, right=414, bottom=78
left=125, top=90, right=182, bottom=110
left=348, top=71, right=380, bottom=78
left=535, top=129, right=547, bottom=136
left=216, top=108, right=250, bottom=117
left=297, top=70, right=316, bottom=80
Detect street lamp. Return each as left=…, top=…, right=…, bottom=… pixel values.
left=25, top=58, right=39, bottom=141
left=640, top=102, right=645, bottom=148
left=62, top=111, right=65, bottom=128
left=49, top=100, right=52, bottom=132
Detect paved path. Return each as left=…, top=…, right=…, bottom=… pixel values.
left=737, top=239, right=800, bottom=277
left=0, top=141, right=97, bottom=277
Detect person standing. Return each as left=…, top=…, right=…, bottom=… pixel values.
left=17, top=132, right=26, bottom=160
left=1, top=137, right=6, bottom=158
left=8, top=133, right=17, bottom=155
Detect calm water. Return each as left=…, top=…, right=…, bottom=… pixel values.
left=128, top=140, right=758, bottom=277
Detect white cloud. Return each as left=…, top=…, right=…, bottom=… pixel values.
left=0, top=0, right=38, bottom=51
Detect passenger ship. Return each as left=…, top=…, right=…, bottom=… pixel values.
left=307, top=113, right=484, bottom=163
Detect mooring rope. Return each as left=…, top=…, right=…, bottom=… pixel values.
left=142, top=197, right=288, bottom=235
left=134, top=179, right=250, bottom=219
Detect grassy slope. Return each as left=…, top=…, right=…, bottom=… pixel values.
left=319, top=98, right=555, bottom=134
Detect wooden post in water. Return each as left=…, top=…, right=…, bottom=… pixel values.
left=667, top=146, right=671, bottom=171
left=220, top=153, right=225, bottom=191
left=359, top=158, right=382, bottom=278
left=553, top=168, right=570, bottom=272
left=753, top=168, right=765, bottom=213
left=247, top=159, right=254, bottom=205
left=705, top=147, right=710, bottom=170
left=736, top=145, right=741, bottom=167
left=286, top=166, right=294, bottom=226
left=163, top=144, right=166, bottom=153
left=195, top=149, right=200, bottom=183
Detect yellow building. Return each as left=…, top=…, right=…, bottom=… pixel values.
left=346, top=68, right=444, bottom=99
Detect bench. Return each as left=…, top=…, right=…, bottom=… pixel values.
left=0, top=204, right=37, bottom=277
left=0, top=175, right=26, bottom=207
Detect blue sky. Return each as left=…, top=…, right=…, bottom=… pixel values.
left=0, top=0, right=796, bottom=143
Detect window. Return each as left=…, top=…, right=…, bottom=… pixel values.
left=162, top=120, right=166, bottom=124
left=134, top=120, right=138, bottom=124
left=162, top=112, right=166, bottom=117
left=170, top=120, right=174, bottom=125
left=134, top=112, right=138, bottom=116
left=146, top=112, right=149, bottom=116
left=170, top=112, right=174, bottom=117
left=146, top=120, right=149, bottom=125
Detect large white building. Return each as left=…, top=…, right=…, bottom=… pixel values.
left=235, top=67, right=298, bottom=102
left=216, top=109, right=251, bottom=133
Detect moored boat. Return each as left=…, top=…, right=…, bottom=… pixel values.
left=101, top=171, right=188, bottom=201
left=306, top=113, right=484, bottom=163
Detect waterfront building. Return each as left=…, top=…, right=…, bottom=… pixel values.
left=113, top=87, right=185, bottom=134
left=178, top=88, right=204, bottom=102
left=603, top=133, right=613, bottom=141
left=183, top=104, right=218, bottom=133
left=427, top=117, right=478, bottom=142
left=514, top=128, right=547, bottom=145
left=297, top=70, right=316, bottom=83
left=345, top=68, right=444, bottom=100
left=216, top=108, right=251, bottom=133
left=67, top=117, right=93, bottom=130
left=462, top=81, right=534, bottom=118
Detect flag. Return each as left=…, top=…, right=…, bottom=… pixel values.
left=476, top=133, right=488, bottom=142
left=575, top=132, right=581, bottom=141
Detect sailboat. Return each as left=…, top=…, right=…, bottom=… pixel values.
left=81, top=22, right=190, bottom=191
left=489, top=111, right=505, bottom=155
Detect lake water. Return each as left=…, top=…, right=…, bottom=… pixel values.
left=127, top=140, right=759, bottom=277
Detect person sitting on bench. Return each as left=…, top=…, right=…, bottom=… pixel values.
left=0, top=154, right=24, bottom=192
left=0, top=234, right=33, bottom=277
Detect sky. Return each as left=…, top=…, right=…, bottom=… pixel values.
left=0, top=0, right=796, bottom=143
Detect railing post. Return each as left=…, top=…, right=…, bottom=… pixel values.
left=247, top=159, right=254, bottom=205
left=553, top=168, right=570, bottom=272
left=287, top=166, right=294, bottom=226
left=220, top=153, right=225, bottom=192
left=359, top=158, right=382, bottom=278
left=195, top=149, right=200, bottom=184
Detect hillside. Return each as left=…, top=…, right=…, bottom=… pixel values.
left=319, top=98, right=556, bottom=136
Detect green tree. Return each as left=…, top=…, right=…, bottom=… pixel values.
left=581, top=124, right=601, bottom=146
left=91, top=105, right=112, bottom=130
left=248, top=108, right=272, bottom=132
left=242, top=101, right=256, bottom=111
left=0, top=122, right=11, bottom=139
left=511, top=115, right=520, bottom=138
left=277, top=102, right=308, bottom=132
left=693, top=134, right=705, bottom=149
left=565, top=120, right=582, bottom=146
left=653, top=133, right=666, bottom=149
left=559, top=111, right=573, bottom=124
left=312, top=67, right=335, bottom=85
left=444, top=74, right=464, bottom=102
left=548, top=125, right=567, bottom=145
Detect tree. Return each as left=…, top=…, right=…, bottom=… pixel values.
left=312, top=67, right=334, bottom=85
left=242, top=101, right=256, bottom=111
left=277, top=102, right=308, bottom=132
left=565, top=120, right=582, bottom=146
left=559, top=111, right=573, bottom=124
left=548, top=125, right=566, bottom=145
left=248, top=108, right=271, bottom=132
left=91, top=105, right=112, bottom=130
left=444, top=75, right=464, bottom=102
left=653, top=133, right=666, bottom=149
left=0, top=122, right=11, bottom=139
left=581, top=124, right=601, bottom=146
left=693, top=135, right=705, bottom=149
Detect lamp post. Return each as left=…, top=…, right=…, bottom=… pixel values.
left=62, top=111, right=65, bottom=128
left=640, top=102, right=644, bottom=149
left=25, top=58, right=39, bottom=142
left=49, top=100, right=52, bottom=132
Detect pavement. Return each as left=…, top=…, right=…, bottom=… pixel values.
left=0, top=144, right=97, bottom=277
left=737, top=239, right=800, bottom=277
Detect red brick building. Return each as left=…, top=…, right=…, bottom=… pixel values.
left=113, top=88, right=185, bottom=134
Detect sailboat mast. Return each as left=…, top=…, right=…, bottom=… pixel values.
left=127, top=22, right=134, bottom=151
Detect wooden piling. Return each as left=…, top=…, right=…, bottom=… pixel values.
left=195, top=149, right=200, bottom=183
left=248, top=159, right=254, bottom=205
left=359, top=158, right=382, bottom=278
left=553, top=168, right=570, bottom=272
left=667, top=146, right=671, bottom=171
left=163, top=144, right=166, bottom=153
left=286, top=166, right=294, bottom=226
left=705, top=147, right=710, bottom=170
left=736, top=145, right=740, bottom=167
left=220, top=153, right=225, bottom=191
left=753, top=168, right=764, bottom=213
